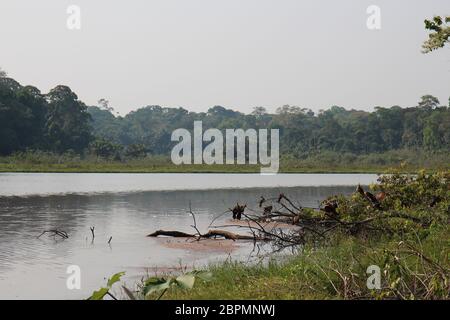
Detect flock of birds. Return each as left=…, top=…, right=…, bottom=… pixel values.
left=322, top=184, right=385, bottom=216
left=231, top=184, right=387, bottom=221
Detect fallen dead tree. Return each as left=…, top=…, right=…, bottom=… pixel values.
left=147, top=177, right=445, bottom=250
left=148, top=229, right=264, bottom=241
left=148, top=230, right=196, bottom=238
left=147, top=204, right=268, bottom=242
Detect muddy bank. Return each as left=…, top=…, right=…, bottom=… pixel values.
left=156, top=237, right=242, bottom=253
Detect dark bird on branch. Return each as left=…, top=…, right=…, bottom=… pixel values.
left=357, top=184, right=382, bottom=209
left=263, top=205, right=273, bottom=215
left=356, top=184, right=365, bottom=196
left=365, top=191, right=381, bottom=209
left=232, top=203, right=246, bottom=220
left=321, top=200, right=338, bottom=216
left=375, top=191, right=386, bottom=202
left=259, top=196, right=266, bottom=208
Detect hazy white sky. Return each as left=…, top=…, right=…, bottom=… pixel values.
left=0, top=0, right=449, bottom=114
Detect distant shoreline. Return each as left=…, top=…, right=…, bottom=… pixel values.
left=2, top=149, right=448, bottom=174
left=0, top=165, right=445, bottom=174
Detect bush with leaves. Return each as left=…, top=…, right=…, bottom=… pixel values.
left=88, top=272, right=125, bottom=300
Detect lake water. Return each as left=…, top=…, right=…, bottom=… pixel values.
left=0, top=173, right=378, bottom=299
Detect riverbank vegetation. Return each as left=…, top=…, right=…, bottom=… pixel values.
left=164, top=173, right=449, bottom=300
left=163, top=228, right=448, bottom=300
left=91, top=170, right=449, bottom=300
left=0, top=149, right=448, bottom=173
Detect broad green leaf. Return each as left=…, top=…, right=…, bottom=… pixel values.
left=175, top=274, right=195, bottom=289
left=89, top=287, right=109, bottom=300
left=107, top=271, right=125, bottom=288
left=193, top=271, right=213, bottom=282
left=144, top=277, right=172, bottom=296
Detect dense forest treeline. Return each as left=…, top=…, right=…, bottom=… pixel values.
left=1, top=74, right=449, bottom=160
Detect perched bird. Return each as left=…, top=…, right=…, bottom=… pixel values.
left=232, top=204, right=239, bottom=219
left=259, top=196, right=266, bottom=208
left=263, top=205, right=273, bottom=215
left=232, top=203, right=246, bottom=220
left=322, top=200, right=338, bottom=216
left=356, top=184, right=365, bottom=196
left=357, top=184, right=382, bottom=209
left=365, top=191, right=381, bottom=209
left=375, top=191, right=386, bottom=202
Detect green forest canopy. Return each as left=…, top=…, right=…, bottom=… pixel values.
left=1, top=74, right=449, bottom=159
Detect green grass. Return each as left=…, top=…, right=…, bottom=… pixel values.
left=0, top=162, right=392, bottom=173
left=0, top=150, right=448, bottom=173
left=159, top=228, right=449, bottom=300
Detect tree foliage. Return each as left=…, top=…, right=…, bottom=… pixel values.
left=423, top=16, right=450, bottom=53
left=0, top=75, right=449, bottom=158
left=88, top=99, right=450, bottom=158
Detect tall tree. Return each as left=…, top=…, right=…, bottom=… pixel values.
left=418, top=95, right=440, bottom=109
left=251, top=106, right=267, bottom=117
left=45, top=86, right=92, bottom=153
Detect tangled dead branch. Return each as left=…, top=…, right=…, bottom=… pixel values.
left=37, top=229, right=69, bottom=239
left=147, top=172, right=449, bottom=251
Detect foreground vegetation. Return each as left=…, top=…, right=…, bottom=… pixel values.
left=1, top=149, right=448, bottom=173
left=163, top=229, right=448, bottom=300
left=92, top=170, right=449, bottom=300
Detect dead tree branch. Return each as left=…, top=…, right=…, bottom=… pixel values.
left=37, top=229, right=69, bottom=239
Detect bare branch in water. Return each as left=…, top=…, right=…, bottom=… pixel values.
left=37, top=229, right=69, bottom=239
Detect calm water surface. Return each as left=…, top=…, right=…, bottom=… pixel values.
left=0, top=173, right=377, bottom=299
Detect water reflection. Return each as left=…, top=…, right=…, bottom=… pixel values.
left=0, top=174, right=375, bottom=299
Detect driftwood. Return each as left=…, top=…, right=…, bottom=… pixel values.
left=148, top=230, right=195, bottom=238
left=148, top=203, right=268, bottom=241
left=147, top=229, right=265, bottom=241
left=203, top=230, right=264, bottom=240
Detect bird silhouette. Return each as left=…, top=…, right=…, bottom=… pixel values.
left=365, top=191, right=381, bottom=209
left=232, top=203, right=246, bottom=220
left=259, top=196, right=266, bottom=208
left=375, top=191, right=386, bottom=202
left=263, top=205, right=273, bottom=215
left=322, top=200, right=338, bottom=216
left=356, top=184, right=365, bottom=196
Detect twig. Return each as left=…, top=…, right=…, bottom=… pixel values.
left=90, top=226, right=95, bottom=242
